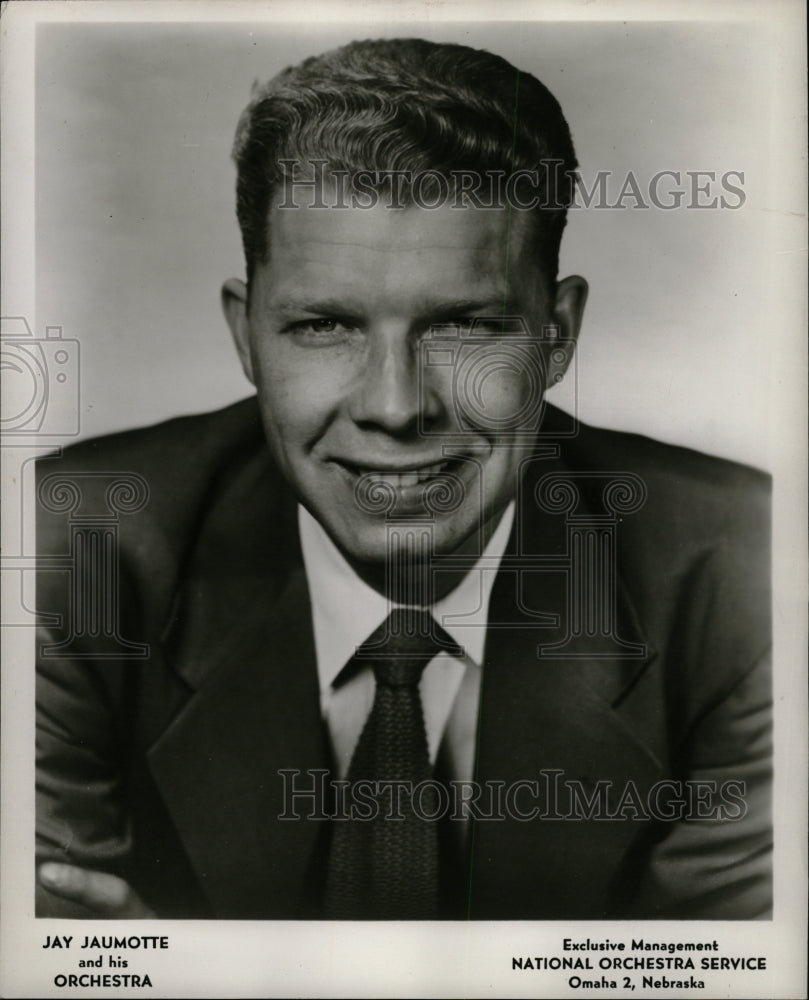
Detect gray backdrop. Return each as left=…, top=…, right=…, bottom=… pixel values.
left=36, top=21, right=770, bottom=468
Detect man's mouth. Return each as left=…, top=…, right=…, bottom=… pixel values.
left=363, top=461, right=449, bottom=488
left=330, top=455, right=475, bottom=516
left=335, top=458, right=459, bottom=490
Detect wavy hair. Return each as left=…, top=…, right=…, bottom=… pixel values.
left=232, top=38, right=578, bottom=292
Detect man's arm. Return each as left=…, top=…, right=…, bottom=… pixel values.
left=38, top=864, right=154, bottom=918
left=36, top=638, right=142, bottom=917
left=630, top=649, right=772, bottom=918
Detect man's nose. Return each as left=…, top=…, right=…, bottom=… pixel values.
left=348, top=330, right=443, bottom=434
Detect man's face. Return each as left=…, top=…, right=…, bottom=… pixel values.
left=224, top=194, right=586, bottom=579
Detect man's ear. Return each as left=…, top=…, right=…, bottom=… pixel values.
left=546, top=274, right=588, bottom=385
left=221, top=278, right=255, bottom=385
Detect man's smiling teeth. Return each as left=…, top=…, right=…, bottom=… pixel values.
left=362, top=462, right=448, bottom=488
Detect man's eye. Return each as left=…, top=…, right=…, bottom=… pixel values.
left=431, top=317, right=475, bottom=337
left=445, top=317, right=508, bottom=337
left=286, top=318, right=356, bottom=341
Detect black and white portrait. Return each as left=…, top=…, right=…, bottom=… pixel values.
left=1, top=4, right=805, bottom=997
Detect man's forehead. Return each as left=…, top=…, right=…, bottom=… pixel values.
left=259, top=202, right=540, bottom=313
left=264, top=199, right=542, bottom=296
left=268, top=197, right=526, bottom=250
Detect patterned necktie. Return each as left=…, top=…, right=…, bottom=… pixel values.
left=324, top=607, right=462, bottom=919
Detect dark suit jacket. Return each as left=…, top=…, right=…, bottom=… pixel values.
left=35, top=398, right=772, bottom=919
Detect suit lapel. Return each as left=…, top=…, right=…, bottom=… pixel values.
left=144, top=409, right=664, bottom=919
left=469, top=447, right=662, bottom=918
left=147, top=450, right=332, bottom=918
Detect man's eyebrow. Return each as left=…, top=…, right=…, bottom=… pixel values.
left=268, top=296, right=366, bottom=317
left=417, top=298, right=517, bottom=319
left=266, top=295, right=521, bottom=319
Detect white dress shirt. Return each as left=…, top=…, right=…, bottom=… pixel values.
left=298, top=502, right=515, bottom=783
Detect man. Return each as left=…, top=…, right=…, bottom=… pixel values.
left=35, top=38, right=771, bottom=920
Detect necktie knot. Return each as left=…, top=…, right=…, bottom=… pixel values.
left=325, top=606, right=463, bottom=918
left=356, top=608, right=463, bottom=684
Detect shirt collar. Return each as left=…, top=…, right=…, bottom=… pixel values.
left=298, top=502, right=516, bottom=694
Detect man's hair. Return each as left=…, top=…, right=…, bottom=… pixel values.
left=231, top=37, right=578, bottom=294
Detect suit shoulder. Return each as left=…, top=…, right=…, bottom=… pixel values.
left=551, top=413, right=771, bottom=671
left=35, top=397, right=268, bottom=570
left=556, top=411, right=770, bottom=531
left=37, top=396, right=263, bottom=482
left=550, top=408, right=771, bottom=621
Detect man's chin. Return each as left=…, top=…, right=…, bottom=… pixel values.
left=329, top=518, right=482, bottom=564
